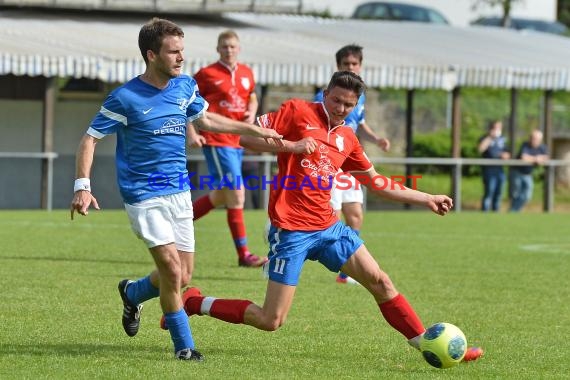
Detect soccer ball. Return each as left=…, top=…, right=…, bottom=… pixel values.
left=419, top=322, right=467, bottom=369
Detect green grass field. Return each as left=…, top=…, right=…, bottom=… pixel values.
left=1, top=210, right=569, bottom=379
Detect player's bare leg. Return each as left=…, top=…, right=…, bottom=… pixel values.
left=150, top=245, right=183, bottom=313
left=340, top=245, right=398, bottom=301
left=341, top=245, right=483, bottom=362
left=151, top=244, right=202, bottom=360
left=341, top=202, right=363, bottom=231
left=150, top=249, right=194, bottom=289
left=179, top=280, right=296, bottom=331
left=120, top=248, right=193, bottom=338
left=341, top=245, right=429, bottom=347
left=243, top=280, right=296, bottom=331
left=178, top=250, right=194, bottom=288
left=335, top=204, right=362, bottom=284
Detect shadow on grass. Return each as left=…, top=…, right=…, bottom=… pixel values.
left=0, top=342, right=167, bottom=359
left=0, top=255, right=151, bottom=265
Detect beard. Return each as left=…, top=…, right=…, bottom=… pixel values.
left=156, top=61, right=181, bottom=79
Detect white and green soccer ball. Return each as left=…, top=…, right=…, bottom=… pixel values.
left=419, top=322, right=467, bottom=369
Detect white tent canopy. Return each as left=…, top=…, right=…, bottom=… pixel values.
left=2, top=10, right=570, bottom=89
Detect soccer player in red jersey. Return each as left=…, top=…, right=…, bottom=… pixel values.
left=190, top=30, right=267, bottom=267
left=167, top=71, right=483, bottom=364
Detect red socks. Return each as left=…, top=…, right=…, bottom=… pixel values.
left=185, top=296, right=252, bottom=324
left=227, top=208, right=249, bottom=259
left=193, top=197, right=250, bottom=259
left=379, top=294, right=425, bottom=339
left=210, top=299, right=253, bottom=324
left=184, top=296, right=204, bottom=316
left=192, top=195, right=215, bottom=221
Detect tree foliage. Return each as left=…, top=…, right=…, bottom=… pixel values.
left=471, top=0, right=525, bottom=27
left=558, top=0, right=570, bottom=27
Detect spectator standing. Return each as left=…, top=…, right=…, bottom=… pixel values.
left=510, top=129, right=549, bottom=211
left=478, top=120, right=510, bottom=212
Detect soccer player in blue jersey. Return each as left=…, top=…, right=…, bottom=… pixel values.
left=69, top=18, right=281, bottom=361
left=314, top=44, right=390, bottom=284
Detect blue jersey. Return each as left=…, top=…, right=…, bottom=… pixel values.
left=87, top=75, right=208, bottom=204
left=517, top=141, right=548, bottom=175
left=314, top=89, right=366, bottom=133
left=479, top=134, right=508, bottom=174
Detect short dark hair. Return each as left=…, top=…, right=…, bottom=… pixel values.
left=488, top=119, right=502, bottom=130
left=326, top=71, right=366, bottom=97
left=335, top=44, right=363, bottom=66
left=138, top=18, right=184, bottom=63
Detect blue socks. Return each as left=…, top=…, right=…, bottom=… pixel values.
left=125, top=275, right=159, bottom=305
left=165, top=309, right=195, bottom=352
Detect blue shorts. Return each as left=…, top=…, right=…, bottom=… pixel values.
left=202, top=146, right=244, bottom=188
left=265, top=221, right=364, bottom=286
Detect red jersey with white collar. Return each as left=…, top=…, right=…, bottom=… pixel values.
left=194, top=61, right=255, bottom=148
left=257, top=99, right=373, bottom=231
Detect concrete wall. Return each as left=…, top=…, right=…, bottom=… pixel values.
left=0, top=97, right=235, bottom=209
left=0, top=98, right=122, bottom=209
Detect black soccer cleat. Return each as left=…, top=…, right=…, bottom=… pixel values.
left=176, top=348, right=205, bottom=361
left=118, top=279, right=143, bottom=337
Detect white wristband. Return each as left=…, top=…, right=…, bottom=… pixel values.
left=74, top=178, right=91, bottom=193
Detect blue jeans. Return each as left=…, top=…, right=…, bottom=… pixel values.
left=510, top=170, right=534, bottom=212
left=481, top=169, right=505, bottom=212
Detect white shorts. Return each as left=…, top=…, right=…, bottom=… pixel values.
left=124, top=191, right=195, bottom=252
left=330, top=173, right=364, bottom=211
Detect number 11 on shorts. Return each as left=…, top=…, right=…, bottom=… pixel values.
left=273, top=258, right=286, bottom=274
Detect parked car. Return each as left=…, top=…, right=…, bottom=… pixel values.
left=471, top=17, right=568, bottom=35
left=351, top=1, right=449, bottom=24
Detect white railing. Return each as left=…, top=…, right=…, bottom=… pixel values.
left=365, top=157, right=570, bottom=212
left=187, top=154, right=570, bottom=213
left=1, top=152, right=567, bottom=212
left=0, top=152, right=58, bottom=211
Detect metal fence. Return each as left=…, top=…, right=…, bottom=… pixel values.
left=187, top=154, right=570, bottom=213
left=2, top=152, right=569, bottom=212
left=0, top=152, right=58, bottom=210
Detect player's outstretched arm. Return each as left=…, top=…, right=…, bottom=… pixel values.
left=186, top=123, right=206, bottom=147
left=194, top=112, right=282, bottom=142
left=358, top=122, right=390, bottom=152
left=240, top=135, right=317, bottom=154
left=355, top=169, right=453, bottom=216
left=70, top=134, right=100, bottom=219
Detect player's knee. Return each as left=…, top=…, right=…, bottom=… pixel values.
left=260, top=315, right=286, bottom=331
left=347, top=214, right=363, bottom=228
left=343, top=208, right=363, bottom=228
left=157, top=258, right=183, bottom=289
left=161, top=271, right=182, bottom=291
left=366, top=271, right=397, bottom=301
left=180, top=272, right=192, bottom=288
left=226, top=191, right=245, bottom=207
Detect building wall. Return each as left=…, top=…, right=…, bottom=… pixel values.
left=0, top=96, right=230, bottom=209
left=0, top=98, right=123, bottom=209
